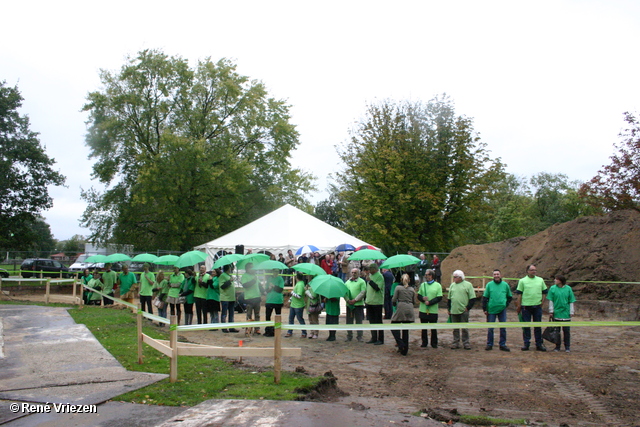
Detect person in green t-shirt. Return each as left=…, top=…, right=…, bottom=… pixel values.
left=87, top=272, right=103, bottom=305
left=364, top=264, right=385, bottom=345
left=482, top=269, right=513, bottom=351
left=547, top=275, right=576, bottom=352
left=167, top=267, right=185, bottom=324
left=514, top=264, right=549, bottom=351
left=324, top=297, right=341, bottom=341
left=180, top=268, right=196, bottom=325
left=344, top=268, right=366, bottom=342
left=81, top=269, right=93, bottom=305
left=241, top=263, right=262, bottom=334
left=117, top=265, right=138, bottom=308
left=194, top=265, right=210, bottom=324
left=206, top=269, right=221, bottom=325
left=447, top=269, right=476, bottom=350
left=219, top=263, right=239, bottom=333
left=101, top=264, right=117, bottom=306
left=139, top=263, right=156, bottom=315
left=417, top=269, right=443, bottom=348
left=264, top=269, right=284, bottom=337
left=286, top=272, right=307, bottom=338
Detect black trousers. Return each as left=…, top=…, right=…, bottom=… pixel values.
left=419, top=312, right=439, bottom=347
left=140, top=295, right=153, bottom=314
left=367, top=304, right=384, bottom=343
left=391, top=320, right=410, bottom=354
left=194, top=297, right=207, bottom=324
left=265, top=303, right=283, bottom=321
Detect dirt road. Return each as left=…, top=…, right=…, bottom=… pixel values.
left=184, top=308, right=640, bottom=427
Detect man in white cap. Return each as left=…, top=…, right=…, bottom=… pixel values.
left=447, top=269, right=476, bottom=350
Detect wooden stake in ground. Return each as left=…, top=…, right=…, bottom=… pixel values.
left=169, top=315, right=178, bottom=383
left=137, top=303, right=143, bottom=364
left=274, top=314, right=282, bottom=384
left=45, top=278, right=50, bottom=304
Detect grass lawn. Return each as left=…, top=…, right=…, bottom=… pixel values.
left=1, top=300, right=320, bottom=406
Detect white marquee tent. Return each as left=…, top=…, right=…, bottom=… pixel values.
left=195, top=204, right=375, bottom=262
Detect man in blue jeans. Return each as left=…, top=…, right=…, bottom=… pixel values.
left=482, top=269, right=512, bottom=351
left=514, top=264, right=548, bottom=351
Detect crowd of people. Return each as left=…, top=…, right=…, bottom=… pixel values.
left=80, top=253, right=575, bottom=355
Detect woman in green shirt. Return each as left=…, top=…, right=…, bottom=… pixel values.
left=206, top=269, right=221, bottom=325
left=166, top=267, right=185, bottom=325
left=87, top=272, right=103, bottom=306
left=154, top=271, right=169, bottom=324
left=285, top=272, right=307, bottom=338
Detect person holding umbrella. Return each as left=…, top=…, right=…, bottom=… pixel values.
left=344, top=268, right=366, bottom=342
left=264, top=268, right=284, bottom=337
left=219, top=263, right=239, bottom=333
left=391, top=274, right=416, bottom=355
left=206, top=269, right=221, bottom=327
left=194, top=265, right=210, bottom=324
left=101, top=263, right=117, bottom=306
left=139, top=263, right=156, bottom=315
left=180, top=268, right=196, bottom=325
left=364, top=264, right=385, bottom=346
left=241, top=262, right=262, bottom=334
left=286, top=271, right=308, bottom=338
left=309, top=274, right=349, bottom=342
left=166, top=266, right=184, bottom=324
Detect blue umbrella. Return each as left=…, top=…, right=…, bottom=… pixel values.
left=336, top=243, right=356, bottom=252
left=295, top=245, right=319, bottom=256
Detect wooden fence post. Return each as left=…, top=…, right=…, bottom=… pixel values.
left=45, top=278, right=50, bottom=304
left=137, top=304, right=143, bottom=364
left=170, top=315, right=178, bottom=383
left=274, top=314, right=282, bottom=384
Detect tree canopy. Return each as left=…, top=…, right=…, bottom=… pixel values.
left=81, top=49, right=314, bottom=251
left=0, top=81, right=66, bottom=250
left=334, top=97, right=507, bottom=253
left=580, top=112, right=640, bottom=212
left=323, top=97, right=599, bottom=253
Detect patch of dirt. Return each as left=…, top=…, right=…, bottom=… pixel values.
left=180, top=306, right=640, bottom=427
left=441, top=209, right=640, bottom=303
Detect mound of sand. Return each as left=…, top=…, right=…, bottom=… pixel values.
left=441, top=209, right=640, bottom=300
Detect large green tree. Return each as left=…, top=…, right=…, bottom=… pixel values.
left=81, top=49, right=314, bottom=251
left=0, top=81, right=66, bottom=250
left=335, top=97, right=506, bottom=253
left=580, top=112, right=640, bottom=212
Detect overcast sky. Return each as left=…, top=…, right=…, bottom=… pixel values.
left=3, top=0, right=639, bottom=241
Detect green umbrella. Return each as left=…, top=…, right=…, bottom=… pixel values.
left=175, top=250, right=208, bottom=268
left=292, top=263, right=327, bottom=276
left=310, top=275, right=348, bottom=299
left=105, top=253, right=132, bottom=263
left=213, top=253, right=244, bottom=269
left=131, top=253, right=159, bottom=263
left=85, top=254, right=108, bottom=263
left=237, top=253, right=270, bottom=270
left=379, top=254, right=420, bottom=270
left=254, top=260, right=288, bottom=270
left=155, top=255, right=180, bottom=266
left=347, top=249, right=387, bottom=261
